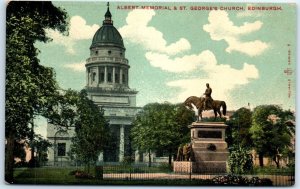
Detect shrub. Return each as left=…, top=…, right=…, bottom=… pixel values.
left=122, top=156, right=134, bottom=165
left=74, top=170, right=94, bottom=179
left=249, top=177, right=273, bottom=186
left=212, top=175, right=272, bottom=186
left=287, top=161, right=295, bottom=169
left=228, top=146, right=253, bottom=174
left=158, top=163, right=172, bottom=172
left=28, top=158, right=40, bottom=168
left=212, top=175, right=248, bottom=185
left=14, top=161, right=29, bottom=168
left=202, top=117, right=226, bottom=122
left=69, top=169, right=81, bottom=175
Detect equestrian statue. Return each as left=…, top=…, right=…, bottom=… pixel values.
left=184, top=83, right=227, bottom=121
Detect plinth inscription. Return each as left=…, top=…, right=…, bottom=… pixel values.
left=198, top=130, right=222, bottom=139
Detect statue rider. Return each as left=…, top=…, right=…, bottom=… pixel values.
left=203, top=83, right=213, bottom=110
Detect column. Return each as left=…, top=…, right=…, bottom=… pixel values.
left=98, top=66, right=101, bottom=84
left=125, top=69, right=128, bottom=86
left=112, top=67, right=115, bottom=83
left=95, top=66, right=99, bottom=85
left=119, top=125, right=125, bottom=162
left=104, top=66, right=107, bottom=83
left=86, top=68, right=89, bottom=86
left=120, top=68, right=123, bottom=84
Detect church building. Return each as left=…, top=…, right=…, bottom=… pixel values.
left=47, top=4, right=140, bottom=165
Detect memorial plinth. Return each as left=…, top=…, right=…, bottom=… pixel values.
left=190, top=122, right=229, bottom=173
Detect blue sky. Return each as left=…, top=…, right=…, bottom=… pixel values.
left=2, top=1, right=296, bottom=137
left=0, top=1, right=299, bottom=189
left=35, top=2, right=296, bottom=114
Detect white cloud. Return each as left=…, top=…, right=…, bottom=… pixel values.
left=203, top=10, right=269, bottom=56
left=46, top=16, right=99, bottom=54
left=64, top=61, right=86, bottom=72
left=167, top=61, right=259, bottom=109
left=145, top=50, right=217, bottom=73
left=146, top=50, right=259, bottom=107
left=119, top=10, right=191, bottom=55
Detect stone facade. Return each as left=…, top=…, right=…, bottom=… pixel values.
left=47, top=124, right=76, bottom=166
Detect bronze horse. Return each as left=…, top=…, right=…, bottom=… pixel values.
left=184, top=96, right=227, bottom=121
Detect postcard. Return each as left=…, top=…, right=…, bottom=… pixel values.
left=5, top=1, right=296, bottom=186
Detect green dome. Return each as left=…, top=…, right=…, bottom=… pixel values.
left=91, top=25, right=124, bottom=49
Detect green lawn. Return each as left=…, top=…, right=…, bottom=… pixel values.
left=13, top=166, right=292, bottom=185
left=252, top=166, right=294, bottom=176
left=14, top=167, right=82, bottom=184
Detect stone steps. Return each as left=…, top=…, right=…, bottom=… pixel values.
left=193, top=161, right=227, bottom=173
left=193, top=151, right=229, bottom=161
left=192, top=147, right=228, bottom=152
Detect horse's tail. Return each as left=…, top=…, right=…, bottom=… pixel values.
left=222, top=101, right=227, bottom=116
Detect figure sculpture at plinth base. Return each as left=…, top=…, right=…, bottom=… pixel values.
left=174, top=122, right=229, bottom=173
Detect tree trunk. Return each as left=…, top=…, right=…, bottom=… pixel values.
left=87, top=161, right=90, bottom=174
left=259, top=153, right=264, bottom=167
left=5, top=130, right=15, bottom=183
left=273, top=155, right=280, bottom=168
left=168, top=150, right=172, bottom=166
left=30, top=121, right=34, bottom=161
left=148, top=150, right=152, bottom=167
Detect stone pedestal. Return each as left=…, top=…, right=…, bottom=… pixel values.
left=189, top=122, right=229, bottom=173
left=173, top=161, right=194, bottom=173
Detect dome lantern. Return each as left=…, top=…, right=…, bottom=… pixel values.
left=90, top=2, right=124, bottom=49
left=103, top=2, right=112, bottom=25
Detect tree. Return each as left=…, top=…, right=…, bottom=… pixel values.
left=6, top=1, right=67, bottom=182
left=226, top=107, right=253, bottom=149
left=45, top=89, right=80, bottom=129
left=69, top=90, right=110, bottom=173
left=250, top=105, right=294, bottom=168
left=29, top=135, right=52, bottom=167
left=131, top=102, right=194, bottom=166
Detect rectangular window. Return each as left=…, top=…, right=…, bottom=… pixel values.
left=115, top=67, right=120, bottom=83
left=100, top=73, right=105, bottom=82
left=107, top=67, right=113, bottom=82
left=99, top=67, right=105, bottom=83
left=57, top=143, right=66, bottom=156
left=124, top=70, right=128, bottom=85
left=122, top=74, right=125, bottom=84
left=115, top=73, right=119, bottom=83
left=108, top=73, right=112, bottom=82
